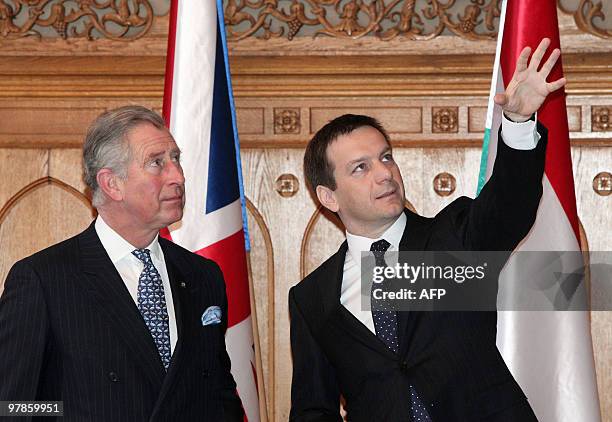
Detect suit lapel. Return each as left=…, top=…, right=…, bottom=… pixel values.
left=77, top=223, right=165, bottom=390
left=153, top=241, right=193, bottom=409
left=323, top=242, right=398, bottom=359
left=397, top=209, right=432, bottom=358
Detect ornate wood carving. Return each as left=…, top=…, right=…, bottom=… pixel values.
left=592, top=171, right=612, bottom=196
left=1, top=0, right=610, bottom=42
left=432, top=171, right=456, bottom=196
left=558, top=0, right=612, bottom=39
left=274, top=108, right=301, bottom=134
left=275, top=173, right=300, bottom=197
left=0, top=0, right=156, bottom=40
left=432, top=107, right=458, bottom=133
left=224, top=0, right=501, bottom=41
left=224, top=0, right=612, bottom=42
left=591, top=106, right=611, bottom=132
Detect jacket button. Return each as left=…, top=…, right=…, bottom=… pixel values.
left=399, top=361, right=408, bottom=372
left=108, top=372, right=119, bottom=382
left=202, top=369, right=210, bottom=378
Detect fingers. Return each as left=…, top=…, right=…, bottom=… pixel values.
left=528, top=37, right=551, bottom=71
left=494, top=93, right=508, bottom=106
left=546, top=77, right=566, bottom=93
left=540, top=48, right=561, bottom=77
left=515, top=46, right=531, bottom=73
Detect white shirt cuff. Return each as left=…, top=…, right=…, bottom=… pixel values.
left=501, top=113, right=540, bottom=150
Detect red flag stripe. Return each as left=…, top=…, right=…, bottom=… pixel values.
left=196, top=230, right=251, bottom=328
left=162, top=0, right=179, bottom=126
left=500, top=1, right=580, bottom=241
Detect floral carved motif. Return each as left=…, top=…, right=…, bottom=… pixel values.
left=591, top=106, right=611, bottom=131
left=0, top=0, right=154, bottom=40
left=592, top=172, right=612, bottom=196
left=274, top=108, right=301, bottom=134
left=224, top=0, right=501, bottom=41
left=432, top=107, right=458, bottom=133
left=433, top=172, right=456, bottom=197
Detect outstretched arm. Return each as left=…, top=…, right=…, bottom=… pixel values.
left=457, top=38, right=563, bottom=250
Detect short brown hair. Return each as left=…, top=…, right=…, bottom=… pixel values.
left=303, top=114, right=390, bottom=191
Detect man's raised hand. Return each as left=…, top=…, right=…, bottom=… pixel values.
left=494, top=38, right=566, bottom=122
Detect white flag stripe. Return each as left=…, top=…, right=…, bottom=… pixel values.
left=485, top=0, right=508, bottom=130
left=226, top=315, right=260, bottom=422
left=167, top=1, right=216, bottom=251
left=497, top=176, right=600, bottom=422
left=171, top=199, right=243, bottom=251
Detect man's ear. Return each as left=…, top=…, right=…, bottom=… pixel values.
left=97, top=169, right=124, bottom=202
left=316, top=185, right=339, bottom=213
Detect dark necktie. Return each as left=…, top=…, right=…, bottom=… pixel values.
left=370, top=240, right=432, bottom=421
left=132, top=248, right=172, bottom=370
left=370, top=239, right=399, bottom=352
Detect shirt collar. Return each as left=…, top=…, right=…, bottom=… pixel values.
left=346, top=212, right=406, bottom=264
left=95, top=216, right=161, bottom=264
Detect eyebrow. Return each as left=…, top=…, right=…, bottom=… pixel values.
left=143, top=146, right=181, bottom=161
left=345, top=147, right=392, bottom=167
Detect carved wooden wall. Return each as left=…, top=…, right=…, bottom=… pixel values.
left=1, top=2, right=611, bottom=421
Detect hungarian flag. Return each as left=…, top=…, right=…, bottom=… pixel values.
left=478, top=1, right=600, bottom=420
left=162, top=1, right=261, bottom=421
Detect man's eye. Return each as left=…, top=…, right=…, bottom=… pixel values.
left=382, top=153, right=393, bottom=162
left=150, top=158, right=163, bottom=167
left=353, top=163, right=366, bottom=173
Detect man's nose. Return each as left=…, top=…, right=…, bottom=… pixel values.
left=166, top=160, right=185, bottom=185
left=373, top=160, right=393, bottom=183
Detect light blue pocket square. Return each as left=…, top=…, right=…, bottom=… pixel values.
left=201, top=306, right=222, bottom=326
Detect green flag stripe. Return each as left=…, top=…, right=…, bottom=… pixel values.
left=477, top=127, right=491, bottom=196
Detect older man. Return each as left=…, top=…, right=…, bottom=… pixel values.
left=0, top=106, right=244, bottom=421
left=290, top=39, right=565, bottom=421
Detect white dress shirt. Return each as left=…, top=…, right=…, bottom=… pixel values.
left=95, top=216, right=178, bottom=354
left=340, top=115, right=539, bottom=333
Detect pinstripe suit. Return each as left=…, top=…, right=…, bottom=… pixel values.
left=0, top=222, right=243, bottom=421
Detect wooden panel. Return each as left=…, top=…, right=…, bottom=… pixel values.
left=0, top=149, right=48, bottom=207
left=0, top=107, right=104, bottom=135
left=49, top=149, right=89, bottom=194
left=421, top=148, right=481, bottom=217
left=0, top=99, right=162, bottom=148
left=0, top=180, right=94, bottom=292
left=567, top=105, right=582, bottom=132
left=310, top=107, right=422, bottom=134
left=572, top=146, right=612, bottom=421
left=468, top=105, right=583, bottom=133
left=468, top=107, right=488, bottom=133
left=236, top=108, right=265, bottom=135
left=242, top=148, right=324, bottom=421
left=246, top=199, right=274, bottom=417
left=301, top=208, right=345, bottom=278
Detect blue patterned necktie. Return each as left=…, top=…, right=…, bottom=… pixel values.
left=370, top=240, right=431, bottom=421
left=132, top=248, right=171, bottom=370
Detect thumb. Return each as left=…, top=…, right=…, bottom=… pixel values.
left=494, top=93, right=508, bottom=106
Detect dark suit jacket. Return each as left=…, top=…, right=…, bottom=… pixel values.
left=289, top=126, right=548, bottom=422
left=0, top=222, right=244, bottom=422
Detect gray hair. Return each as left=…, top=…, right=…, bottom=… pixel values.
left=82, top=105, right=167, bottom=207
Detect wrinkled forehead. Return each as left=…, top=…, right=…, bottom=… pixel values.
left=126, top=124, right=179, bottom=158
